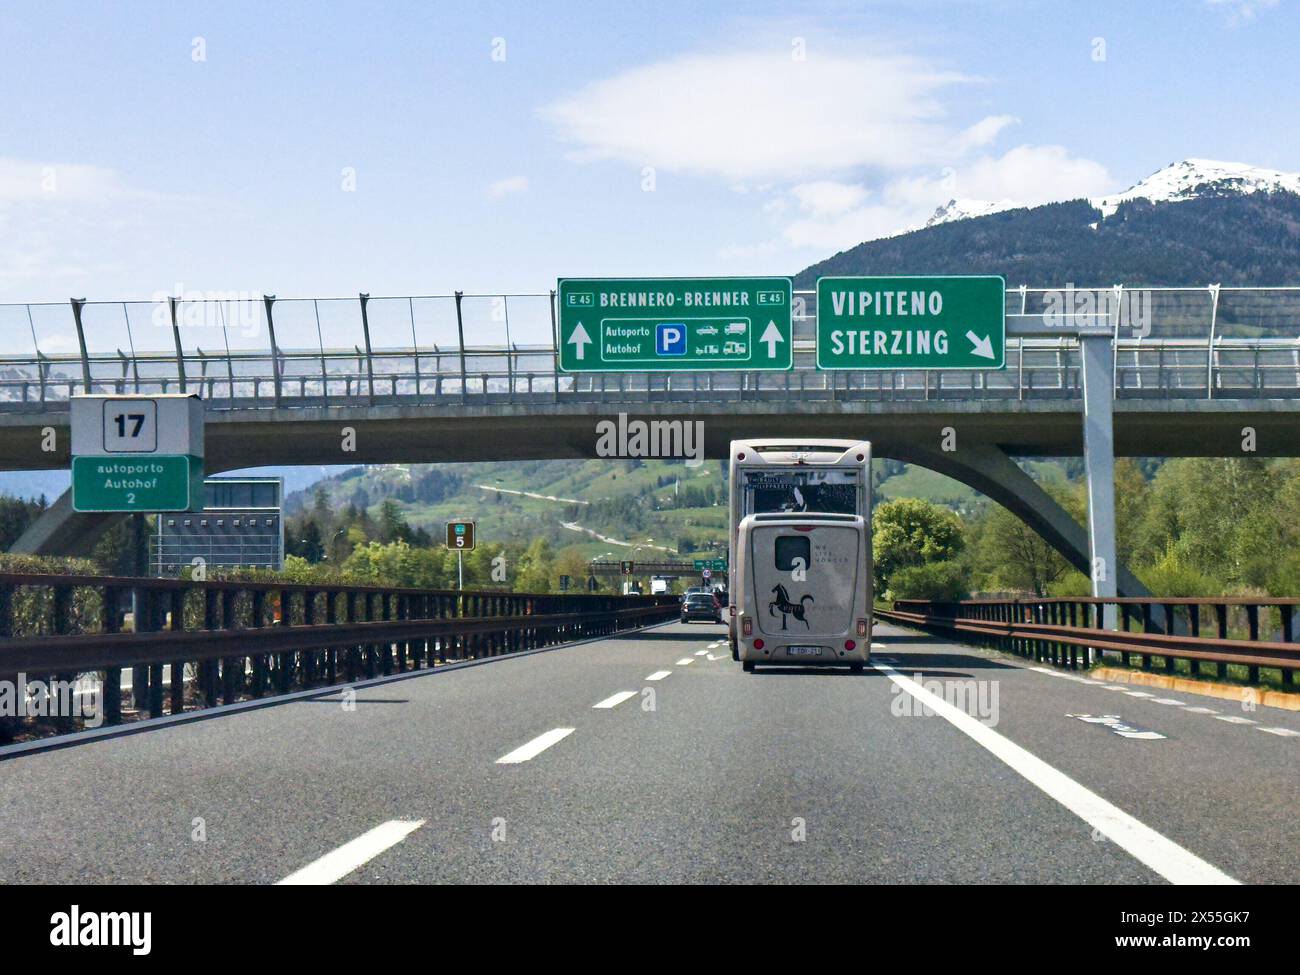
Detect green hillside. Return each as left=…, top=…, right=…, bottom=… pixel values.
left=286, top=458, right=731, bottom=562
left=285, top=454, right=1087, bottom=564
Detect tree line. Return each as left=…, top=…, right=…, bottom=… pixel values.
left=875, top=457, right=1300, bottom=602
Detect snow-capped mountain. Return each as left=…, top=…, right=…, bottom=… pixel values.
left=918, top=159, right=1300, bottom=230
left=1089, top=158, right=1300, bottom=218
left=923, top=197, right=1022, bottom=228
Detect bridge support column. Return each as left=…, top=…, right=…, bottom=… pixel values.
left=889, top=441, right=1147, bottom=602
left=1080, top=334, right=1118, bottom=629
left=11, top=487, right=120, bottom=557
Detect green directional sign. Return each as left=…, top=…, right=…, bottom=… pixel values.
left=557, top=277, right=792, bottom=372
left=816, top=275, right=1005, bottom=370
left=71, top=454, right=203, bottom=512
left=693, top=558, right=728, bottom=572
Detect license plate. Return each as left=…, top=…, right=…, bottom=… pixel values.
left=787, top=645, right=823, bottom=656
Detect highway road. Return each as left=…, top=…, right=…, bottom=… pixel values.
left=0, top=621, right=1296, bottom=885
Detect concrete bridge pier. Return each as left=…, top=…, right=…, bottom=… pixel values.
left=888, top=440, right=1147, bottom=601
left=11, top=488, right=118, bottom=558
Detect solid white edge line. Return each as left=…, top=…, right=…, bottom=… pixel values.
left=276, top=819, right=425, bottom=885
left=874, top=663, right=1238, bottom=885
left=592, top=691, right=637, bottom=709
left=496, top=727, right=575, bottom=764
left=645, top=670, right=671, bottom=681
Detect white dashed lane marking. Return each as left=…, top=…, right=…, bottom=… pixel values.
left=675, top=658, right=694, bottom=666
left=645, top=670, right=671, bottom=681
left=496, top=728, right=576, bottom=764
left=592, top=691, right=637, bottom=710
left=1068, top=714, right=1167, bottom=740
left=694, top=650, right=709, bottom=656
left=276, top=819, right=425, bottom=885
left=1213, top=715, right=1258, bottom=725
left=1259, top=727, right=1300, bottom=737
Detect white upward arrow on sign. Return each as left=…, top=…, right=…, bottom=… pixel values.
left=759, top=320, right=784, bottom=358
left=966, top=330, right=995, bottom=360
left=568, top=322, right=592, bottom=360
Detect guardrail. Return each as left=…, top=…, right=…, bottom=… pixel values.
left=879, top=596, right=1300, bottom=687
left=0, top=572, right=679, bottom=744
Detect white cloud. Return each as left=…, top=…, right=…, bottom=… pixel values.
left=778, top=145, right=1111, bottom=252
left=0, top=157, right=191, bottom=299
left=543, top=41, right=1111, bottom=258
left=542, top=49, right=978, bottom=182
left=1205, top=0, right=1278, bottom=24
left=890, top=144, right=1111, bottom=210
left=789, top=181, right=869, bottom=218
left=485, top=175, right=529, bottom=201
left=0, top=158, right=131, bottom=203
left=952, top=115, right=1020, bottom=154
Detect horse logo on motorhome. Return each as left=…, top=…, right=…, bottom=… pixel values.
left=769, top=583, right=813, bottom=630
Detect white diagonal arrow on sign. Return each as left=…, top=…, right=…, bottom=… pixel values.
left=966, top=330, right=995, bottom=360
left=759, top=320, right=784, bottom=358
left=568, top=321, right=592, bottom=361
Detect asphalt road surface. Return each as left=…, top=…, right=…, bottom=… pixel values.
left=1, top=621, right=1296, bottom=884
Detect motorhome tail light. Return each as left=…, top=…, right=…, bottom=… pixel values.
left=742, top=618, right=753, bottom=636
left=844, top=640, right=856, bottom=651
left=736, top=452, right=746, bottom=460
left=857, top=619, right=867, bottom=636
left=856, top=453, right=865, bottom=461
left=753, top=638, right=765, bottom=650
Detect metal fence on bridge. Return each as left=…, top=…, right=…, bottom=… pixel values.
left=2, top=286, right=1300, bottom=410
left=0, top=571, right=679, bottom=745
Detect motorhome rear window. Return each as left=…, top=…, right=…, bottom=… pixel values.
left=774, top=535, right=810, bottom=571
left=744, top=470, right=857, bottom=515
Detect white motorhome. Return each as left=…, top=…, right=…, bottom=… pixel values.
left=732, top=511, right=871, bottom=672
left=727, top=439, right=872, bottom=669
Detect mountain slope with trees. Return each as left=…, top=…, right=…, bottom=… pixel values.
left=795, top=191, right=1300, bottom=287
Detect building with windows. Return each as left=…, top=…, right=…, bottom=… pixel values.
left=151, top=476, right=284, bottom=576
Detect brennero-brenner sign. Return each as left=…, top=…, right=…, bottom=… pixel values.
left=557, top=277, right=792, bottom=372
left=816, top=275, right=1006, bottom=370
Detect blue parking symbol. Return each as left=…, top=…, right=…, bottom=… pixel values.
left=656, top=323, right=687, bottom=356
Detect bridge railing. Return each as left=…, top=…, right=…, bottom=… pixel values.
left=881, top=596, right=1300, bottom=687
left=3, top=287, right=1300, bottom=410
left=0, top=571, right=679, bottom=745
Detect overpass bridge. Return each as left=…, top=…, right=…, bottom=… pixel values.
left=4, top=285, right=1300, bottom=592
left=588, top=559, right=724, bottom=579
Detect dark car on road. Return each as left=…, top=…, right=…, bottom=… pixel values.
left=681, top=591, right=723, bottom=624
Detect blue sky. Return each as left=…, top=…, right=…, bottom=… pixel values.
left=1, top=0, right=1296, bottom=308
